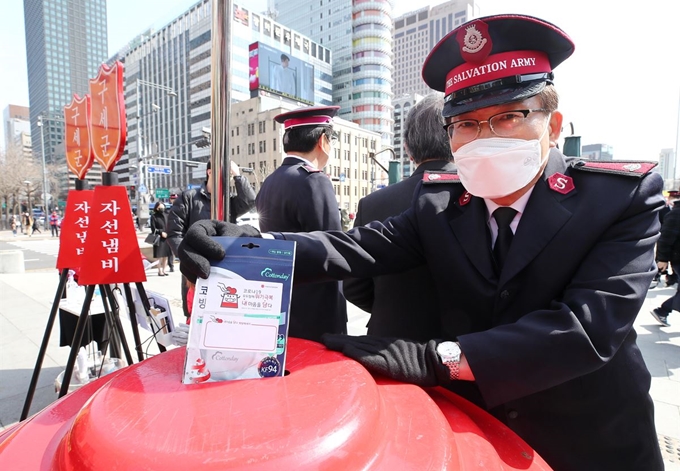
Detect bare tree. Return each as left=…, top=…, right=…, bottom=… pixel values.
left=46, top=162, right=66, bottom=209
left=254, top=161, right=277, bottom=193
left=0, top=145, right=42, bottom=229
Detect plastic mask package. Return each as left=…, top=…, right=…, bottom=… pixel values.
left=182, top=237, right=295, bottom=384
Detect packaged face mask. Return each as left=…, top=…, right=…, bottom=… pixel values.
left=182, top=237, right=295, bottom=384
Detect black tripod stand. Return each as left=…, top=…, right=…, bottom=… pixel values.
left=20, top=175, right=167, bottom=421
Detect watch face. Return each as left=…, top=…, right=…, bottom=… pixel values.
left=437, top=341, right=461, bottom=358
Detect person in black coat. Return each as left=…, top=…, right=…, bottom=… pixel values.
left=179, top=15, right=664, bottom=470
left=343, top=94, right=455, bottom=341
left=167, top=160, right=256, bottom=317
left=150, top=202, right=171, bottom=276
left=651, top=197, right=680, bottom=326
left=255, top=105, right=347, bottom=342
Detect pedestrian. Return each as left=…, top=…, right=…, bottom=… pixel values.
left=340, top=208, right=350, bottom=231
left=255, top=105, right=348, bottom=342
left=166, top=194, right=178, bottom=273
left=650, top=194, right=680, bottom=327
left=167, top=159, right=256, bottom=318
left=31, top=217, right=41, bottom=234
left=150, top=202, right=170, bottom=276
left=49, top=210, right=60, bottom=237
left=179, top=14, right=664, bottom=469
left=10, top=215, right=17, bottom=236
left=343, top=94, right=455, bottom=340
left=651, top=191, right=678, bottom=289
left=23, top=212, right=31, bottom=236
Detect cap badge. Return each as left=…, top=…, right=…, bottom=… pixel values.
left=456, top=20, right=492, bottom=64
left=547, top=172, right=575, bottom=195
left=459, top=191, right=472, bottom=206
left=462, top=25, right=487, bottom=54
left=622, top=163, right=642, bottom=172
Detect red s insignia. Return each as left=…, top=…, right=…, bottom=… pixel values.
left=547, top=173, right=575, bottom=195
left=459, top=191, right=472, bottom=206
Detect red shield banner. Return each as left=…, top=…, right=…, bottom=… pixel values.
left=89, top=61, right=127, bottom=172
left=78, top=186, right=146, bottom=285
left=56, top=189, right=94, bottom=273
left=63, top=94, right=94, bottom=180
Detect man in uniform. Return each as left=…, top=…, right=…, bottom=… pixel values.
left=255, top=105, right=347, bottom=342
left=179, top=15, right=663, bottom=469
left=651, top=191, right=680, bottom=326
left=343, top=94, right=455, bottom=340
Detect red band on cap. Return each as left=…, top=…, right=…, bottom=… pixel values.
left=284, top=115, right=333, bottom=129
left=445, top=50, right=551, bottom=96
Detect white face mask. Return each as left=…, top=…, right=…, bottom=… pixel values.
left=453, top=119, right=550, bottom=199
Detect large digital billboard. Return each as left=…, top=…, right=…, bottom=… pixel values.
left=249, top=42, right=315, bottom=105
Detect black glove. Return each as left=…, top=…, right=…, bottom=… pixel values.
left=178, top=219, right=261, bottom=283
left=321, top=334, right=450, bottom=387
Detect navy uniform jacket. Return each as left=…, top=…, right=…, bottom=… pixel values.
left=343, top=160, right=456, bottom=341
left=256, top=156, right=347, bottom=342
left=277, top=149, right=664, bottom=470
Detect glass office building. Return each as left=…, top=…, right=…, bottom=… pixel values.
left=23, top=0, right=108, bottom=191
left=274, top=0, right=395, bottom=144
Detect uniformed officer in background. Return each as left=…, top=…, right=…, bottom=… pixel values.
left=179, top=15, right=663, bottom=469
left=343, top=93, right=455, bottom=340
left=255, top=106, right=347, bottom=342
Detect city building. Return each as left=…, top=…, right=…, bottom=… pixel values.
left=392, top=93, right=424, bottom=178
left=111, top=0, right=333, bottom=201
left=581, top=143, right=614, bottom=161
left=658, top=148, right=675, bottom=184
left=23, top=0, right=108, bottom=197
left=3, top=105, right=32, bottom=159
left=229, top=96, right=382, bottom=213
left=392, top=0, right=478, bottom=98
left=273, top=0, right=395, bottom=145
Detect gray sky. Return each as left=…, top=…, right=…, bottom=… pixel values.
left=1, top=0, right=679, bottom=162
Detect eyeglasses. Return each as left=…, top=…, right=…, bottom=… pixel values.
left=444, top=109, right=549, bottom=144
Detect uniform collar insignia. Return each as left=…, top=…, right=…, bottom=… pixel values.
left=547, top=172, right=575, bottom=195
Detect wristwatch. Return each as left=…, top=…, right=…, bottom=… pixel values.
left=436, top=341, right=461, bottom=381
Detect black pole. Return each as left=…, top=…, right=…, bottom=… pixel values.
left=101, top=172, right=118, bottom=186
left=20, top=268, right=69, bottom=420
left=135, top=282, right=166, bottom=353
left=101, top=284, right=133, bottom=365
left=59, top=285, right=96, bottom=397
left=75, top=178, right=88, bottom=191
left=123, top=283, right=145, bottom=361
left=98, top=284, right=123, bottom=361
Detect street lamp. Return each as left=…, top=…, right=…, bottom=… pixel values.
left=36, top=116, right=51, bottom=211
left=368, top=147, right=397, bottom=189
left=135, top=78, right=177, bottom=227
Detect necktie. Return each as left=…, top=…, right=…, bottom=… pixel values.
left=493, top=207, right=517, bottom=271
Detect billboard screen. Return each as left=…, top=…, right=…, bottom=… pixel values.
left=249, top=42, right=315, bottom=104
left=234, top=5, right=249, bottom=26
